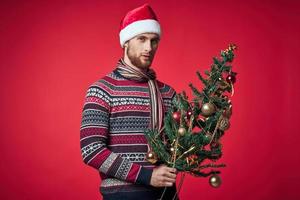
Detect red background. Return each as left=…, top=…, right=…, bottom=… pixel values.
left=1, top=0, right=299, bottom=199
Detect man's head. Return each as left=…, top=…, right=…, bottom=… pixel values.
left=119, top=4, right=161, bottom=68
left=123, top=33, right=160, bottom=69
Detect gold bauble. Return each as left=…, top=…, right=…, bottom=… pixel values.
left=219, top=116, right=230, bottom=131
left=209, top=174, right=222, bottom=188
left=201, top=103, right=216, bottom=117
left=178, top=127, right=186, bottom=136
left=146, top=151, right=158, bottom=164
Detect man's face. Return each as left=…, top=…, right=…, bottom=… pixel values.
left=125, top=33, right=160, bottom=69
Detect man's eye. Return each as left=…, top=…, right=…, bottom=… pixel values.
left=152, top=39, right=159, bottom=45
left=138, top=37, right=146, bottom=41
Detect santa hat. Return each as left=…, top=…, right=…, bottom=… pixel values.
left=119, top=4, right=161, bottom=47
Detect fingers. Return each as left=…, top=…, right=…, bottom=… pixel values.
left=163, top=166, right=177, bottom=178
left=165, top=171, right=176, bottom=179
left=163, top=182, right=173, bottom=187
left=158, top=178, right=175, bottom=187
left=160, top=166, right=177, bottom=183
left=161, top=166, right=177, bottom=174
left=163, top=177, right=176, bottom=183
left=150, top=165, right=178, bottom=187
left=169, top=167, right=177, bottom=174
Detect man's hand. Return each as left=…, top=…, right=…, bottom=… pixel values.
left=150, top=165, right=177, bottom=187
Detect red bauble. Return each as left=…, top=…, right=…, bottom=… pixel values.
left=226, top=74, right=236, bottom=84
left=198, top=116, right=206, bottom=122
left=187, top=109, right=193, bottom=119
left=192, top=131, right=200, bottom=135
left=172, top=111, right=181, bottom=123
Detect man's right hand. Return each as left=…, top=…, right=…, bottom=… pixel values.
left=150, top=165, right=177, bottom=187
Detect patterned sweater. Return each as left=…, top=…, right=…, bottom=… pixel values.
left=80, top=66, right=176, bottom=195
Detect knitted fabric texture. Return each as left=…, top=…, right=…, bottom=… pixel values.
left=116, top=58, right=164, bottom=133
left=80, top=61, right=176, bottom=195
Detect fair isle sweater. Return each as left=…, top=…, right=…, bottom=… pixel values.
left=80, top=66, right=176, bottom=195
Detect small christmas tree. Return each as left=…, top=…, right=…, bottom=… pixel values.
left=144, top=44, right=238, bottom=190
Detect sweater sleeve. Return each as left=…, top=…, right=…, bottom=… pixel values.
left=80, top=84, right=153, bottom=185
left=170, top=88, right=177, bottom=109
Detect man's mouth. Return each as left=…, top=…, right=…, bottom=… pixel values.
left=141, top=54, right=151, bottom=60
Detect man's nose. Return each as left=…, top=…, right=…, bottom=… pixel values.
left=144, top=40, right=152, bottom=52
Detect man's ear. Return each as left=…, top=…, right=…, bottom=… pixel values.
left=124, top=41, right=128, bottom=48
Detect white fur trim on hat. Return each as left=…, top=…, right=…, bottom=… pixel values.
left=119, top=19, right=161, bottom=47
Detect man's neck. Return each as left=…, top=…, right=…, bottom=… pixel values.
left=123, top=56, right=135, bottom=68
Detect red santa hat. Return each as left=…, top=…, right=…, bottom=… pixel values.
left=119, top=4, right=161, bottom=47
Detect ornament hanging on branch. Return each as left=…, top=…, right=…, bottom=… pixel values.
left=178, top=126, right=186, bottom=136
left=218, top=115, right=230, bottom=131
left=144, top=44, right=238, bottom=195
left=201, top=102, right=216, bottom=117
left=146, top=151, right=158, bottom=164
left=209, top=174, right=222, bottom=188
left=186, top=109, right=193, bottom=119
left=226, top=73, right=236, bottom=84
left=172, top=111, right=181, bottom=123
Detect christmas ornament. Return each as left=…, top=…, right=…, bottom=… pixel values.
left=178, top=127, right=186, bottom=136
left=186, top=109, right=193, bottom=119
left=198, top=116, right=206, bottom=122
left=209, top=174, right=222, bottom=188
left=170, top=147, right=175, bottom=152
left=226, top=74, right=236, bottom=84
left=172, top=111, right=181, bottom=123
left=146, top=151, right=158, bottom=164
left=219, top=116, right=230, bottom=131
left=201, top=103, right=216, bottom=117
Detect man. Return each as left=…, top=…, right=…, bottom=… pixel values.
left=80, top=4, right=178, bottom=200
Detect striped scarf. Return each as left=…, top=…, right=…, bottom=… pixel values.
left=116, top=58, right=164, bottom=133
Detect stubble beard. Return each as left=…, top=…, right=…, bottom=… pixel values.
left=126, top=46, right=153, bottom=69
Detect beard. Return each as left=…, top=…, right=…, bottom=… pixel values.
left=126, top=46, right=154, bottom=69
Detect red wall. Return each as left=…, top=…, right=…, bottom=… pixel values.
left=1, top=0, right=299, bottom=199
